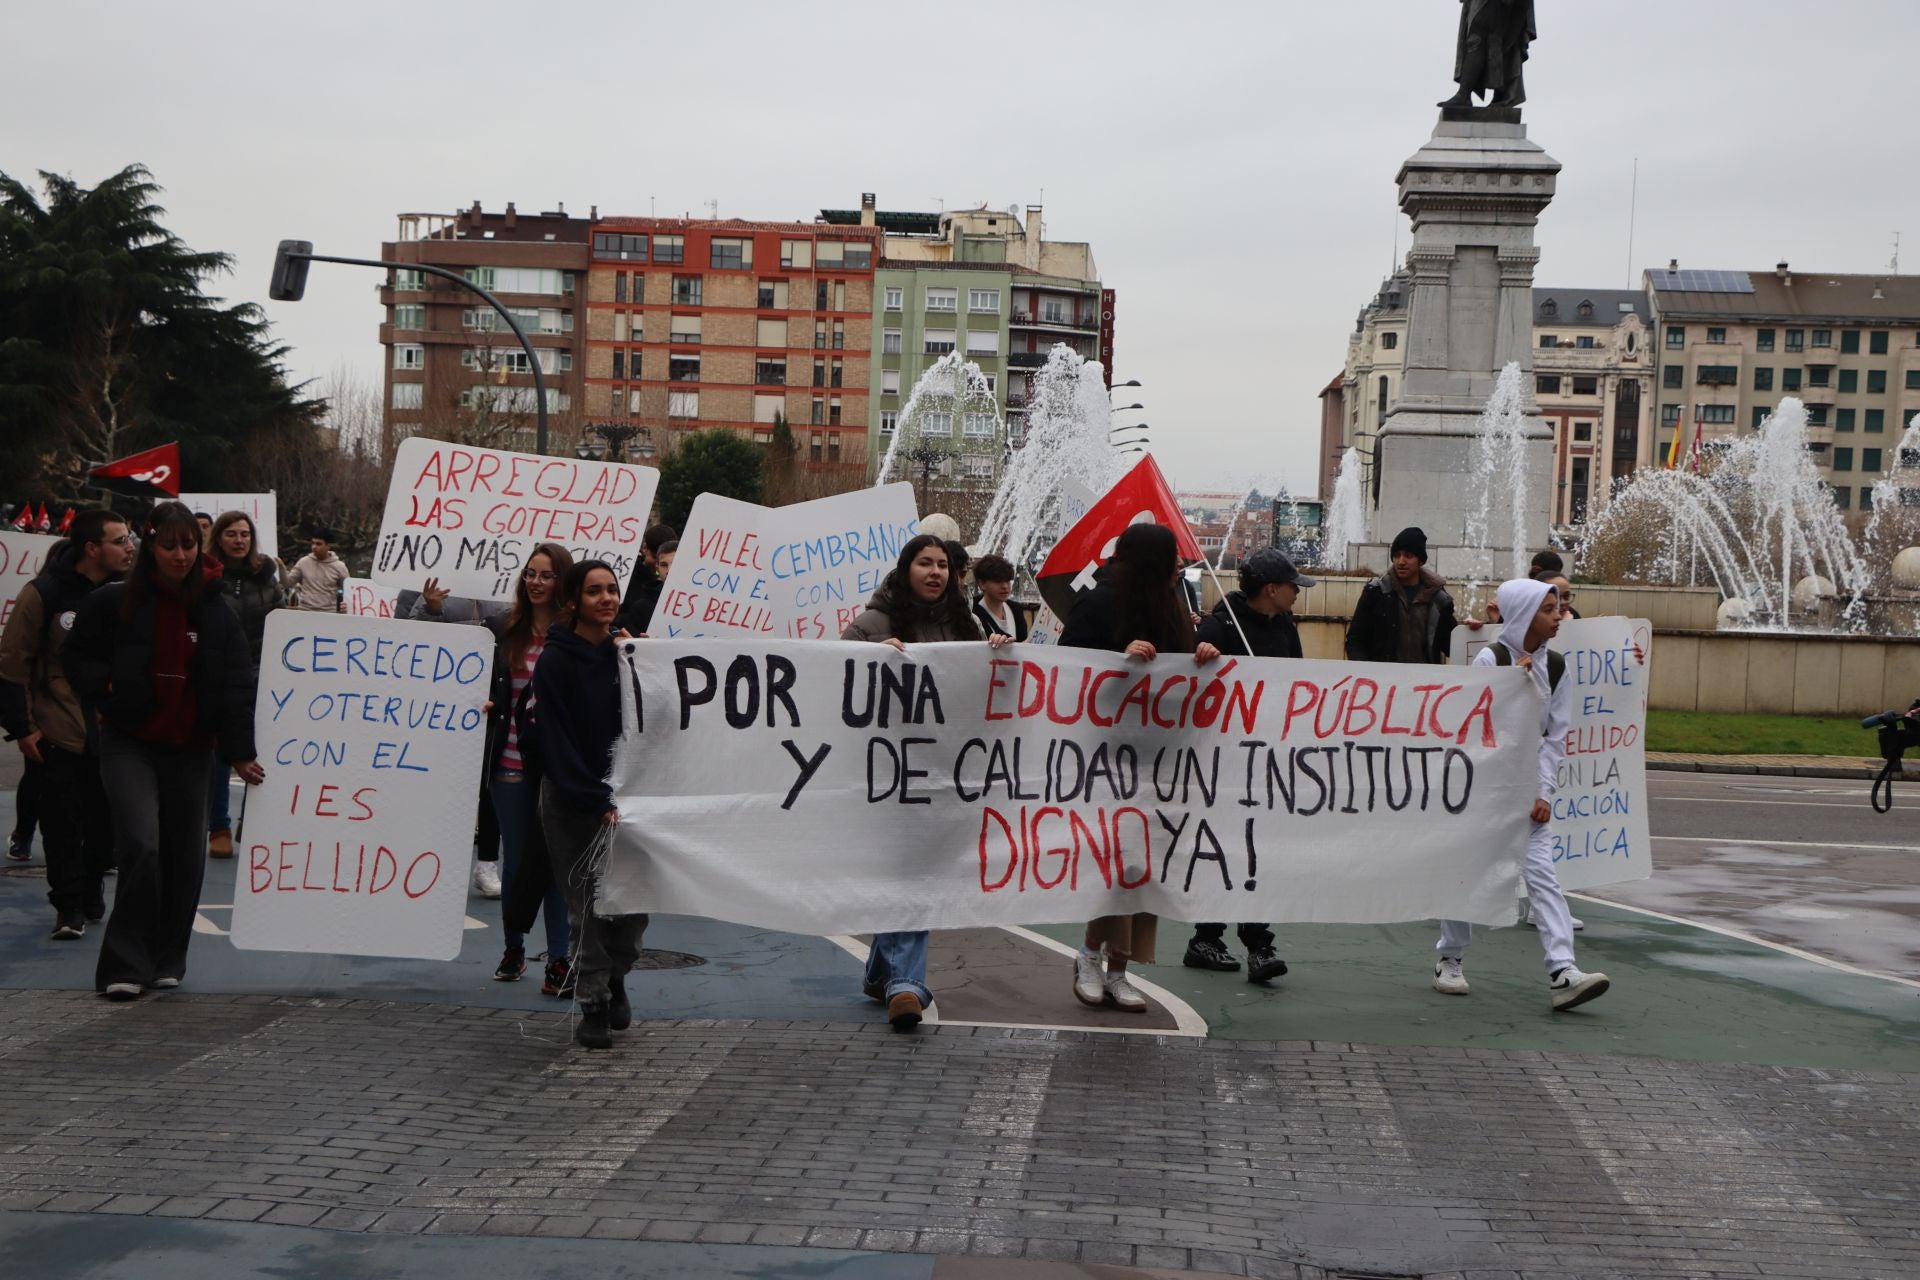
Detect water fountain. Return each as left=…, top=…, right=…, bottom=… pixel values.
left=1578, top=397, right=1872, bottom=631
left=1462, top=363, right=1536, bottom=584
left=976, top=344, right=1124, bottom=574
left=1317, top=448, right=1368, bottom=570
left=874, top=351, right=1002, bottom=511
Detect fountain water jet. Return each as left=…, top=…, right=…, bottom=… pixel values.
left=977, top=344, right=1124, bottom=574
left=1318, top=448, right=1368, bottom=570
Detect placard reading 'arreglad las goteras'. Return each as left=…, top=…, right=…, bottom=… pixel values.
left=372, top=438, right=660, bottom=603
left=230, top=611, right=490, bottom=961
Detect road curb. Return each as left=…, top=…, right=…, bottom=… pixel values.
left=1647, top=759, right=1919, bottom=780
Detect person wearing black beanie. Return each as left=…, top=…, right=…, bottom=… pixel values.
left=1344, top=526, right=1462, bottom=664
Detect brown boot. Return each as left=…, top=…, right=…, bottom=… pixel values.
left=208, top=829, right=233, bottom=859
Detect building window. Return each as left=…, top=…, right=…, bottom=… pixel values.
left=614, top=272, right=628, bottom=304
left=780, top=240, right=812, bottom=269
left=1665, top=326, right=1685, bottom=348
left=1841, top=330, right=1861, bottom=354
left=920, top=412, right=952, bottom=437
left=391, top=383, right=422, bottom=410
left=652, top=235, right=685, bottom=264
left=710, top=238, right=752, bottom=269
left=1577, top=335, right=1596, bottom=349
left=1539, top=334, right=1557, bottom=349
left=1754, top=367, right=1773, bottom=392
left=1540, top=299, right=1558, bottom=318
left=879, top=411, right=898, bottom=435
left=1867, top=369, right=1888, bottom=394
left=1576, top=299, right=1594, bottom=318
left=1696, top=366, right=1737, bottom=386
left=1572, top=375, right=1599, bottom=395
left=758, top=280, right=789, bottom=309
left=1381, top=331, right=1398, bottom=350
left=671, top=276, right=703, bottom=305
left=1863, top=485, right=1877, bottom=510
left=1756, top=328, right=1775, bottom=352
left=1707, top=327, right=1728, bottom=343
left=668, top=391, right=698, bottom=418
left=816, top=281, right=829, bottom=311
left=593, top=233, right=648, bottom=259
left=394, top=344, right=423, bottom=370
left=755, top=358, right=786, bottom=386
left=669, top=354, right=700, bottom=383
left=925, top=328, right=956, bottom=354
left=1752, top=406, right=1769, bottom=429
left=1836, top=369, right=1855, bottom=393
left=963, top=412, right=994, bottom=437
left=884, top=286, right=902, bottom=311
left=968, top=289, right=1001, bottom=313
left=392, top=304, right=424, bottom=330
left=1785, top=328, right=1804, bottom=352
left=1536, top=374, right=1561, bottom=395
left=756, top=317, right=788, bottom=347
left=1833, top=486, right=1851, bottom=509
left=1663, top=365, right=1683, bottom=389
left=881, top=370, right=900, bottom=394
left=394, top=268, right=424, bottom=292
left=1573, top=421, right=1593, bottom=442
left=883, top=329, right=901, bottom=355
left=815, top=242, right=845, bottom=268
left=1661, top=404, right=1681, bottom=427
left=1810, top=328, right=1832, bottom=348
left=1866, top=409, right=1885, bottom=432
left=965, top=330, right=999, bottom=356
left=1863, top=448, right=1884, bottom=473
left=1783, top=368, right=1802, bottom=391
left=1806, top=405, right=1828, bottom=426
left=1870, top=330, right=1889, bottom=355
left=1702, top=405, right=1737, bottom=424
left=844, top=244, right=872, bottom=269
left=1809, top=366, right=1831, bottom=389
left=810, top=398, right=823, bottom=426
left=1906, top=370, right=1920, bottom=390
left=829, top=398, right=842, bottom=426
left=925, top=287, right=957, bottom=312
left=611, top=351, right=625, bottom=380
left=1837, top=408, right=1855, bottom=431
left=962, top=455, right=996, bottom=480
left=830, top=360, right=843, bottom=388
left=832, top=320, right=845, bottom=349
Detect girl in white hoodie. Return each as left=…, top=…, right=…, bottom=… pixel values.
left=1432, top=577, right=1612, bottom=1012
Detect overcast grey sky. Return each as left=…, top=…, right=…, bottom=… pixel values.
left=9, top=1, right=1920, bottom=499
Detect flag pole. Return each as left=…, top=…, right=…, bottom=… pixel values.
left=1195, top=554, right=1254, bottom=656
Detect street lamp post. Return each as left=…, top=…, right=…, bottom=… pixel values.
left=270, top=240, right=552, bottom=456
left=576, top=422, right=657, bottom=465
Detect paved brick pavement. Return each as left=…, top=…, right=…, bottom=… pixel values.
left=1, top=989, right=1914, bottom=1279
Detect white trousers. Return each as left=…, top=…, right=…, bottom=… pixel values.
left=1437, top=821, right=1575, bottom=974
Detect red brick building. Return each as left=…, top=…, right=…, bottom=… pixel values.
left=583, top=218, right=884, bottom=471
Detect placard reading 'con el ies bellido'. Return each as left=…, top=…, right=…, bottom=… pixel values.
left=230, top=611, right=491, bottom=961
left=372, top=438, right=660, bottom=603
left=596, top=641, right=1538, bottom=933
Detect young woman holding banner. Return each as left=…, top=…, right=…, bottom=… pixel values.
left=1058, top=523, right=1220, bottom=1013
left=842, top=534, right=1012, bottom=1031
left=64, top=502, right=263, bottom=1000
left=534, top=559, right=646, bottom=1050
left=485, top=542, right=574, bottom=992
left=204, top=510, right=283, bottom=860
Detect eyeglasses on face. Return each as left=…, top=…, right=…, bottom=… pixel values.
left=522, top=569, right=557, bottom=582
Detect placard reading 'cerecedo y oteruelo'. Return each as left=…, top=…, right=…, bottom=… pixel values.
left=230, top=611, right=491, bottom=961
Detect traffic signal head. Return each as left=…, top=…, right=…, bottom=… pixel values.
left=269, top=240, right=314, bottom=301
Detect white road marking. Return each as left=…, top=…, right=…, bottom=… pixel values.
left=1653, top=835, right=1916, bottom=852
left=1658, top=796, right=1876, bottom=810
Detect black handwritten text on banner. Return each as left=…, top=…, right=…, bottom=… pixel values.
left=231, top=612, right=491, bottom=960
left=598, top=641, right=1538, bottom=933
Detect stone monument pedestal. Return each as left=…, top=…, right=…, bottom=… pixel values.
left=1370, top=112, right=1560, bottom=577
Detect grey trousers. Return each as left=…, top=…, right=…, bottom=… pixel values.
left=95, top=723, right=211, bottom=990
left=539, top=779, right=645, bottom=1008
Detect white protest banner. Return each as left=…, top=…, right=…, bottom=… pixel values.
left=231, top=611, right=491, bottom=960
left=1548, top=616, right=1652, bottom=890
left=372, top=437, right=659, bottom=603
left=652, top=483, right=920, bottom=640
left=598, top=641, right=1536, bottom=932
left=0, top=531, right=58, bottom=629
left=180, top=492, right=277, bottom=559
left=342, top=577, right=402, bottom=619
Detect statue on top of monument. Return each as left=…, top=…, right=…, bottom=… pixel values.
left=1438, top=0, right=1536, bottom=110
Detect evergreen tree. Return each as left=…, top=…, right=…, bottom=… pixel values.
left=655, top=428, right=765, bottom=529
left=0, top=164, right=320, bottom=497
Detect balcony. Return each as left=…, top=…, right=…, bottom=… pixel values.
left=1804, top=347, right=1839, bottom=366
left=1011, top=310, right=1098, bottom=332
left=1007, top=352, right=1048, bottom=369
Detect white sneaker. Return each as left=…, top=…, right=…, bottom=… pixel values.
left=1570, top=914, right=1585, bottom=931
left=1102, top=971, right=1148, bottom=1012
left=1549, top=966, right=1610, bottom=1011
left=1072, top=951, right=1104, bottom=1007
left=471, top=860, right=502, bottom=898
left=1433, top=957, right=1470, bottom=995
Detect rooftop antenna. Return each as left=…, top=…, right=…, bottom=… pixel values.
left=1892, top=231, right=1902, bottom=275
left=650, top=195, right=655, bottom=217
left=1625, top=157, right=1639, bottom=288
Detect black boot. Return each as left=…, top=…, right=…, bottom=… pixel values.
left=1183, top=935, right=1240, bottom=972
left=608, top=974, right=631, bottom=1031
left=574, top=1002, right=613, bottom=1050
left=1246, top=946, right=1288, bottom=983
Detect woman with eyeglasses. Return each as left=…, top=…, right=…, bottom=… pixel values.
left=483, top=544, right=576, bottom=994
left=64, top=502, right=263, bottom=1000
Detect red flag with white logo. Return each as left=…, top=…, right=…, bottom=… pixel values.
left=88, top=442, right=181, bottom=497
left=1034, top=454, right=1202, bottom=619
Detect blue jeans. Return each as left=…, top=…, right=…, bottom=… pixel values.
left=488, top=774, right=569, bottom=959
left=864, top=931, right=931, bottom=1005
left=207, top=755, right=231, bottom=831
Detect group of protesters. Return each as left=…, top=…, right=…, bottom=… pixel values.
left=3, top=499, right=1611, bottom=1046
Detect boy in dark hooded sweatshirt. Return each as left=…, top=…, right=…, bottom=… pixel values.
left=1432, top=576, right=1612, bottom=1012
left=533, top=559, right=646, bottom=1049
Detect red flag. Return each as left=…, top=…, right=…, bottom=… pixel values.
left=1687, top=405, right=1705, bottom=474
left=1035, top=454, right=1203, bottom=619
left=88, top=442, right=181, bottom=497
left=34, top=503, right=50, bottom=533
left=9, top=504, right=31, bottom=531
left=56, top=507, right=75, bottom=535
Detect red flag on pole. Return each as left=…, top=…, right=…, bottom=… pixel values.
left=34, top=503, right=50, bottom=533
left=9, top=504, right=31, bottom=531
left=56, top=506, right=75, bottom=535
left=87, top=442, right=181, bottom=498
left=1688, top=405, right=1706, bottom=474
left=1035, top=454, right=1203, bottom=619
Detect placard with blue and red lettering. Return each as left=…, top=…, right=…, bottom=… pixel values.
left=1547, top=616, right=1653, bottom=891
left=230, top=611, right=492, bottom=960
left=0, top=531, right=58, bottom=629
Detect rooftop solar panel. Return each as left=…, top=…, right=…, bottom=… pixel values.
left=1648, top=269, right=1754, bottom=293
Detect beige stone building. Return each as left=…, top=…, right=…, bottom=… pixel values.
left=1337, top=276, right=1657, bottom=528
left=1646, top=265, right=1920, bottom=515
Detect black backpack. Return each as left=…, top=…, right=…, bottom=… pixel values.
left=1489, top=641, right=1564, bottom=691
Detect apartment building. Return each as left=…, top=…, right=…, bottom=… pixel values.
left=1339, top=275, right=1656, bottom=527
left=1646, top=265, right=1920, bottom=514
left=581, top=215, right=883, bottom=472
left=378, top=202, right=592, bottom=458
